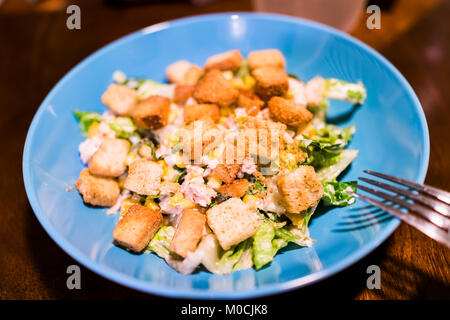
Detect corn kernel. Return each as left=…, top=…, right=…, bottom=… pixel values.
left=126, top=152, right=138, bottom=166
left=243, top=194, right=258, bottom=211
left=169, top=192, right=184, bottom=206
left=144, top=199, right=160, bottom=211
left=163, top=167, right=179, bottom=182
left=87, top=122, right=100, bottom=138
left=179, top=198, right=196, bottom=209
left=243, top=74, right=255, bottom=89
left=285, top=212, right=304, bottom=226
left=120, top=198, right=140, bottom=216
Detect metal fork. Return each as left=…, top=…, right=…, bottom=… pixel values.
left=351, top=170, right=450, bottom=249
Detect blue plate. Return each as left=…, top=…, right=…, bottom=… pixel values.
left=23, top=13, right=429, bottom=299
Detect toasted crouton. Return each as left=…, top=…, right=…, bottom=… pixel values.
left=180, top=119, right=223, bottom=161
left=132, top=95, right=171, bottom=130
left=237, top=89, right=264, bottom=116
left=243, top=116, right=286, bottom=160
left=305, top=77, right=326, bottom=106
left=101, top=84, right=139, bottom=116
left=124, top=159, right=163, bottom=196
left=192, top=69, right=238, bottom=108
left=174, top=84, right=195, bottom=103
left=206, top=198, right=261, bottom=250
left=213, top=163, right=241, bottom=184
left=277, top=166, right=324, bottom=213
left=183, top=65, right=203, bottom=85
left=252, top=67, right=289, bottom=101
left=170, top=208, right=206, bottom=258
left=113, top=204, right=162, bottom=253
left=268, top=96, right=313, bottom=129
left=218, top=179, right=249, bottom=198
left=204, top=50, right=243, bottom=71
left=248, top=49, right=286, bottom=70
left=184, top=103, right=220, bottom=123
left=88, top=138, right=130, bottom=177
left=76, top=168, right=120, bottom=207
left=166, top=60, right=203, bottom=85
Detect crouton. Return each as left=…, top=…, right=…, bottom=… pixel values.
left=252, top=67, right=289, bottom=101
left=218, top=179, right=249, bottom=198
left=88, top=138, right=130, bottom=177
left=213, top=163, right=241, bottom=184
left=268, top=96, right=313, bottom=129
left=277, top=166, right=324, bottom=213
left=124, top=159, right=163, bottom=196
left=184, top=103, right=220, bottom=123
left=170, top=208, right=206, bottom=258
left=204, top=50, right=243, bottom=71
left=248, top=49, right=286, bottom=70
left=132, top=95, right=171, bottom=130
left=305, top=77, right=326, bottom=106
left=206, top=198, right=261, bottom=250
left=174, top=84, right=195, bottom=103
left=75, top=168, right=120, bottom=207
left=192, top=69, right=238, bottom=108
left=183, top=66, right=203, bottom=85
left=101, top=84, right=138, bottom=116
left=243, top=116, right=286, bottom=160
left=237, top=89, right=264, bottom=116
left=113, top=204, right=162, bottom=253
left=166, top=60, right=203, bottom=85
left=180, top=119, right=223, bottom=161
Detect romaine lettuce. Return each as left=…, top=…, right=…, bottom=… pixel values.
left=109, top=117, right=137, bottom=139
left=74, top=110, right=102, bottom=137
left=325, top=79, right=366, bottom=104
left=322, top=180, right=356, bottom=207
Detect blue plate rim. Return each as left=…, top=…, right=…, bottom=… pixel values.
left=22, top=12, right=430, bottom=299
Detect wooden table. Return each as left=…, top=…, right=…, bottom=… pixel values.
left=1, top=0, right=449, bottom=300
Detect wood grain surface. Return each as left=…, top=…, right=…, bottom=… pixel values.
left=0, top=0, right=448, bottom=300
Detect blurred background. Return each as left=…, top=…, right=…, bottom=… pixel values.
left=1, top=0, right=449, bottom=300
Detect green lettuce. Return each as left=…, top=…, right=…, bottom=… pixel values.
left=303, top=125, right=355, bottom=170
left=145, top=226, right=175, bottom=260
left=325, top=78, right=366, bottom=104
left=109, top=117, right=137, bottom=139
left=322, top=180, right=356, bottom=207
left=198, top=234, right=253, bottom=274
left=252, top=219, right=307, bottom=270
left=316, top=149, right=358, bottom=181
left=74, top=110, right=102, bottom=137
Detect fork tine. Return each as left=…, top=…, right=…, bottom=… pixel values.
left=359, top=177, right=450, bottom=217
left=352, top=192, right=450, bottom=249
left=364, top=170, right=450, bottom=205
left=355, top=184, right=450, bottom=230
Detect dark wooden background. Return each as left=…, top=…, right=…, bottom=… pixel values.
left=0, top=0, right=449, bottom=300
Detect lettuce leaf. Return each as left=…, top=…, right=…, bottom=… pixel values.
left=198, top=234, right=253, bottom=274
left=252, top=219, right=309, bottom=270
left=74, top=110, right=102, bottom=137
left=109, top=117, right=137, bottom=139
left=322, top=180, right=356, bottom=207
left=303, top=124, right=356, bottom=171
left=316, top=149, right=358, bottom=181
left=145, top=226, right=175, bottom=260
left=325, top=79, right=366, bottom=104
